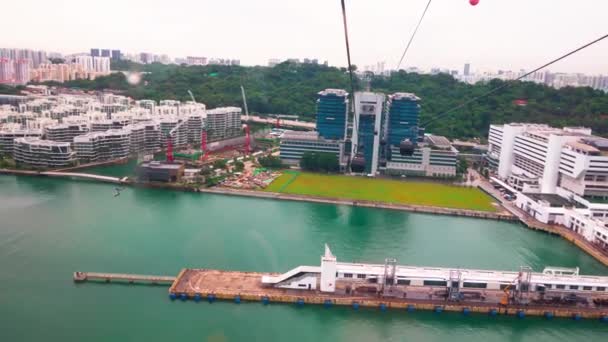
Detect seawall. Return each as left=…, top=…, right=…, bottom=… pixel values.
left=199, top=187, right=517, bottom=222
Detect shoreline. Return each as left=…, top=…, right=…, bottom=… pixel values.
left=198, top=187, right=517, bottom=221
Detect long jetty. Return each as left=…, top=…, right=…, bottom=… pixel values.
left=73, top=272, right=175, bottom=285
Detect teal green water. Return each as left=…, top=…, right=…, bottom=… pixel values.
left=1, top=175, right=607, bottom=341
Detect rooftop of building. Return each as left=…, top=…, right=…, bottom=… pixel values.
left=139, top=161, right=184, bottom=170
left=281, top=130, right=321, bottom=141
left=524, top=193, right=578, bottom=208
left=14, top=137, right=70, bottom=147
left=389, top=92, right=421, bottom=101
left=424, top=134, right=452, bottom=149
left=318, top=89, right=348, bottom=97
left=206, top=107, right=241, bottom=114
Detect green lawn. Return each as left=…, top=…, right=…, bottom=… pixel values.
left=265, top=172, right=496, bottom=212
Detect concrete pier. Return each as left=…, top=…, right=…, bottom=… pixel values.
left=167, top=269, right=608, bottom=320
left=73, top=272, right=175, bottom=285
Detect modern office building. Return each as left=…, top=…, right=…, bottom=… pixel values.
left=90, top=49, right=100, bottom=57
left=206, top=107, right=242, bottom=141
left=386, top=92, right=420, bottom=147
left=101, top=49, right=111, bottom=58
left=316, top=89, right=349, bottom=140
left=487, top=123, right=591, bottom=193
left=279, top=131, right=345, bottom=167
left=13, top=137, right=75, bottom=168
left=386, top=134, right=458, bottom=177
left=73, top=129, right=131, bottom=162
left=351, top=92, right=385, bottom=174
left=44, top=123, right=89, bottom=143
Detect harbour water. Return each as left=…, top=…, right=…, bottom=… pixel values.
left=1, top=175, right=607, bottom=341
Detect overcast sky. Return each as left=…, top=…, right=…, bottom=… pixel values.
left=2, top=0, right=607, bottom=73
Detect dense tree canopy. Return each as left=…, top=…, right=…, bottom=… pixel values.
left=25, top=61, right=608, bottom=139
left=300, top=152, right=339, bottom=173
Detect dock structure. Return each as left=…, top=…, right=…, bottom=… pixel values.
left=167, top=268, right=608, bottom=320
left=73, top=272, right=175, bottom=285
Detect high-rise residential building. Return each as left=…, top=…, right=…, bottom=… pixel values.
left=268, top=58, right=281, bottom=67
left=101, top=49, right=111, bottom=58
left=315, top=89, right=349, bottom=140
left=140, top=52, right=154, bottom=64
left=464, top=63, right=471, bottom=76
left=14, top=59, right=30, bottom=84
left=186, top=56, right=207, bottom=66
left=111, top=50, right=121, bottom=60
left=351, top=92, right=385, bottom=174
left=92, top=57, right=111, bottom=74
left=0, top=58, right=14, bottom=83
left=90, top=49, right=100, bottom=57
left=75, top=55, right=94, bottom=72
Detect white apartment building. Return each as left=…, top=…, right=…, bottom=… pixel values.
left=124, top=122, right=160, bottom=154
left=206, top=107, right=242, bottom=141
left=73, top=129, right=131, bottom=162
left=44, top=123, right=89, bottom=143
left=13, top=137, right=75, bottom=168
left=159, top=117, right=188, bottom=148
left=0, top=127, right=42, bottom=155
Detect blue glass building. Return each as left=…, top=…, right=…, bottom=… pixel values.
left=316, top=89, right=349, bottom=140
left=386, top=92, right=421, bottom=147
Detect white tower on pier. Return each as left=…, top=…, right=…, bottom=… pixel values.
left=320, top=244, right=337, bottom=292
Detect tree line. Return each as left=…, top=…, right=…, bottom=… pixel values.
left=24, top=61, right=608, bottom=139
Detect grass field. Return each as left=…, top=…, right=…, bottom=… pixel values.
left=265, top=172, right=497, bottom=212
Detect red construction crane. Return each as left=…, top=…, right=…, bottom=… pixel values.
left=166, top=135, right=174, bottom=163
left=244, top=124, right=251, bottom=154
left=200, top=130, right=208, bottom=161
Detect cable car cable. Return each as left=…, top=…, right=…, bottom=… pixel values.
left=396, top=0, right=433, bottom=71
left=420, top=33, right=608, bottom=128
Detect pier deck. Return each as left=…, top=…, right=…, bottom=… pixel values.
left=169, top=269, right=608, bottom=320
left=73, top=272, right=175, bottom=285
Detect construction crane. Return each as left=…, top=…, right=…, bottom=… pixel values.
left=240, top=85, right=249, bottom=120
left=187, top=90, right=196, bottom=103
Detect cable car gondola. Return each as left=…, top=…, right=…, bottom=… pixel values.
left=351, top=154, right=366, bottom=173
left=399, top=139, right=416, bottom=156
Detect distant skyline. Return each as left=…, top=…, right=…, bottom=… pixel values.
left=2, top=0, right=607, bottom=74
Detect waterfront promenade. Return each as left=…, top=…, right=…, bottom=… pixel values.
left=0, top=169, right=128, bottom=184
